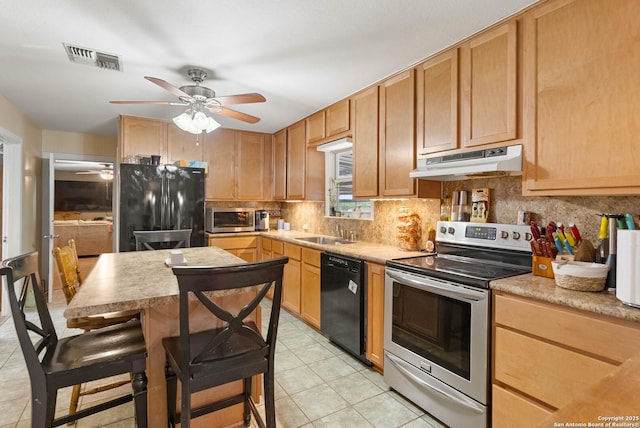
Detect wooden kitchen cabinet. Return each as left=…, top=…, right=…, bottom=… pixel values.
left=306, top=99, right=351, bottom=146
left=300, top=248, right=321, bottom=329
left=492, top=292, right=640, bottom=427
left=282, top=242, right=302, bottom=314
left=205, top=129, right=269, bottom=200
left=208, top=235, right=258, bottom=262
left=119, top=115, right=168, bottom=161
left=272, top=129, right=287, bottom=200
left=522, top=0, right=640, bottom=195
left=306, top=111, right=326, bottom=145
left=416, top=49, right=459, bottom=155
left=461, top=21, right=518, bottom=148
left=167, top=122, right=204, bottom=164
left=366, top=262, right=385, bottom=370
left=352, top=86, right=379, bottom=198
left=286, top=120, right=306, bottom=200
left=379, top=69, right=416, bottom=197
left=205, top=129, right=236, bottom=200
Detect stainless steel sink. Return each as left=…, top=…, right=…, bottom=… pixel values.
left=295, top=236, right=354, bottom=245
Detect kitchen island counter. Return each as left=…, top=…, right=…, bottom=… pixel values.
left=491, top=274, right=640, bottom=323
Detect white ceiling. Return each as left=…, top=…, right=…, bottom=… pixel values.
left=0, top=0, right=538, bottom=137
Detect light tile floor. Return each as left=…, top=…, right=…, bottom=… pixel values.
left=0, top=287, right=447, bottom=428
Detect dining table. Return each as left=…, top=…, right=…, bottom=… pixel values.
left=64, top=246, right=259, bottom=428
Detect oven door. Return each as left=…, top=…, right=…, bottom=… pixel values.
left=384, top=267, right=490, bottom=405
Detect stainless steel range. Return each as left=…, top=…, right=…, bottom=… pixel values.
left=384, top=221, right=532, bottom=427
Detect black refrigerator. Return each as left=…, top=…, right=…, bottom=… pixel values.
left=118, top=164, right=205, bottom=252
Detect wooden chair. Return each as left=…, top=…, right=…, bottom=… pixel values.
left=163, top=256, right=289, bottom=428
left=52, top=239, right=141, bottom=416
left=1, top=251, right=148, bottom=428
left=133, top=229, right=192, bottom=251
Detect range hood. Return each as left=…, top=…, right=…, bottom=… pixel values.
left=410, top=144, right=522, bottom=181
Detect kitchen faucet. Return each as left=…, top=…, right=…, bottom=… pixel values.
left=336, top=224, right=344, bottom=238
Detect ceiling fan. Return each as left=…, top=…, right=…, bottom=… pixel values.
left=75, top=163, right=113, bottom=180
left=110, top=68, right=266, bottom=132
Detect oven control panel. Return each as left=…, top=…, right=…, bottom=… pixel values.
left=436, top=221, right=532, bottom=252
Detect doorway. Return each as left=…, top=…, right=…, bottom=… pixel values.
left=42, top=153, right=115, bottom=302
left=0, top=128, right=23, bottom=316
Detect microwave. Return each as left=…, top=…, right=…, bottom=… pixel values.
left=205, top=208, right=255, bottom=233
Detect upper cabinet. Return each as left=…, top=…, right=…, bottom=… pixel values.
left=416, top=21, right=519, bottom=156
left=305, top=99, right=351, bottom=146
left=416, top=49, right=460, bottom=155
left=272, top=129, right=287, bottom=200
left=379, top=69, right=417, bottom=197
left=522, top=0, right=640, bottom=195
left=287, top=120, right=306, bottom=200
left=205, top=129, right=271, bottom=201
left=352, top=86, right=380, bottom=198
left=461, top=21, right=518, bottom=148
left=119, top=115, right=205, bottom=164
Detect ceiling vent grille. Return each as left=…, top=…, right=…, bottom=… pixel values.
left=63, top=43, right=122, bottom=71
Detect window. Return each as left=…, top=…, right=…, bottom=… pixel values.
left=326, top=149, right=372, bottom=219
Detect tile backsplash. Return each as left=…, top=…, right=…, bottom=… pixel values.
left=208, top=175, right=640, bottom=251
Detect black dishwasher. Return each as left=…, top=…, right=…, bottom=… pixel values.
left=320, top=252, right=370, bottom=365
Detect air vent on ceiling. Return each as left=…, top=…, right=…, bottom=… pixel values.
left=63, top=43, right=122, bottom=71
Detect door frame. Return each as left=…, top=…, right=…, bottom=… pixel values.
left=1, top=128, right=23, bottom=315
left=41, top=152, right=115, bottom=302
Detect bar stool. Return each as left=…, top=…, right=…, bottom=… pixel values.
left=53, top=239, right=140, bottom=416
left=163, top=256, right=289, bottom=428
left=1, top=251, right=148, bottom=427
left=133, top=229, right=192, bottom=251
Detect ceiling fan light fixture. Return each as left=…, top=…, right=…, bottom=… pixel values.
left=99, top=171, right=113, bottom=180
left=205, top=117, right=221, bottom=133
left=173, top=112, right=200, bottom=134
left=192, top=111, right=210, bottom=129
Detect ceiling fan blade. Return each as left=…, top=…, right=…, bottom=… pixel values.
left=76, top=171, right=101, bottom=175
left=213, top=106, right=261, bottom=124
left=145, top=76, right=195, bottom=102
left=110, top=100, right=189, bottom=106
left=211, top=93, right=266, bottom=105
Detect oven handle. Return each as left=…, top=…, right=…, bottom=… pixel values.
left=385, top=269, right=486, bottom=301
left=386, top=352, right=484, bottom=414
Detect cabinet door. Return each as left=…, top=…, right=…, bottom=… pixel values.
left=120, top=115, right=168, bottom=161
left=306, top=111, right=326, bottom=145
left=379, top=69, right=416, bottom=196
left=366, top=262, right=385, bottom=370
left=492, top=385, right=552, bottom=428
left=462, top=22, right=518, bottom=148
left=325, top=99, right=350, bottom=137
left=305, top=147, right=325, bottom=201
left=204, top=128, right=236, bottom=199
left=236, top=248, right=257, bottom=263
left=286, top=120, right=306, bottom=200
left=301, top=248, right=321, bottom=329
left=416, top=50, right=459, bottom=155
left=236, top=131, right=265, bottom=200
left=523, top=0, right=640, bottom=195
left=352, top=86, right=379, bottom=198
left=273, top=129, right=287, bottom=200
left=167, top=123, right=204, bottom=163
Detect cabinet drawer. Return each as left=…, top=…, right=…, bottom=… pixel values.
left=494, top=293, right=640, bottom=363
left=272, top=239, right=284, bottom=255
left=492, top=385, right=552, bottom=428
left=209, top=236, right=257, bottom=250
left=494, top=326, right=616, bottom=409
left=283, top=242, right=302, bottom=260
left=301, top=248, right=321, bottom=267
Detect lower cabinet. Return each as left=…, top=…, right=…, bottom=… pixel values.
left=492, top=292, right=640, bottom=427
left=208, top=236, right=257, bottom=262
left=366, top=262, right=385, bottom=370
left=301, top=248, right=321, bottom=329
left=282, top=242, right=302, bottom=314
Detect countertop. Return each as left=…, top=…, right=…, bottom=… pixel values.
left=210, top=230, right=429, bottom=265
left=65, top=246, right=246, bottom=318
left=491, top=274, right=640, bottom=323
